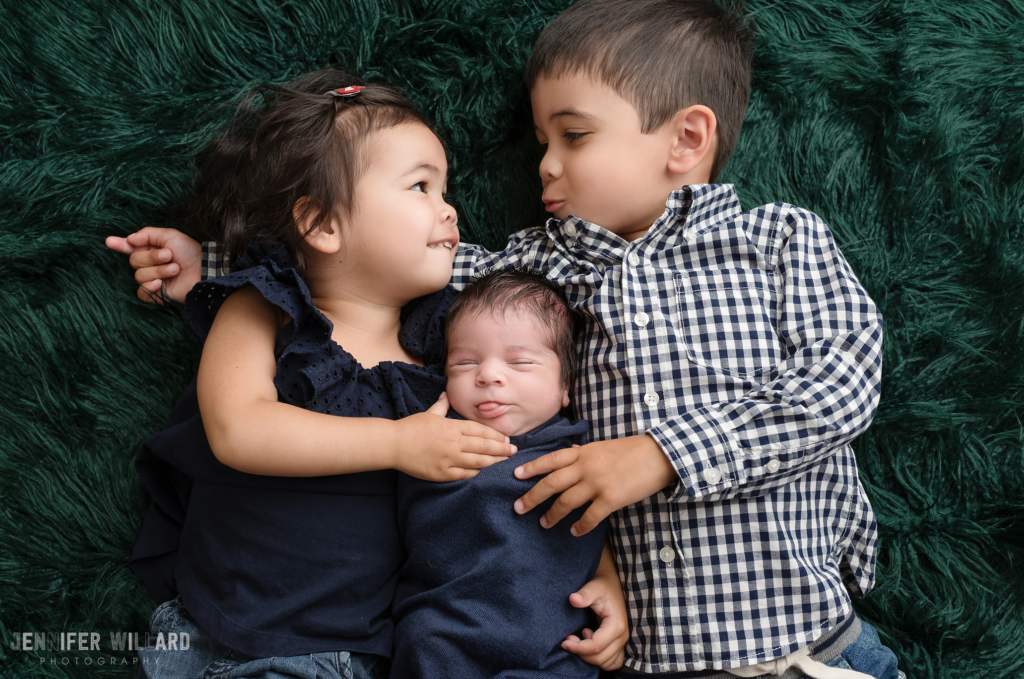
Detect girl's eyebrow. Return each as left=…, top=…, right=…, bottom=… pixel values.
left=401, top=162, right=444, bottom=178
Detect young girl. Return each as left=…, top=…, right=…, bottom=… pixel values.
left=126, top=68, right=625, bottom=678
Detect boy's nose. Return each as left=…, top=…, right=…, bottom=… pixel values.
left=539, top=149, right=562, bottom=180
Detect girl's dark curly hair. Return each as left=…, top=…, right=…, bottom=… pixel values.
left=186, top=68, right=433, bottom=273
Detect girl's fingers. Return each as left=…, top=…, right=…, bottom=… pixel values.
left=459, top=453, right=507, bottom=471
left=426, top=392, right=450, bottom=416
left=513, top=446, right=578, bottom=480
left=514, top=465, right=581, bottom=516
left=460, top=420, right=511, bottom=443
left=464, top=436, right=516, bottom=457
left=134, top=264, right=179, bottom=284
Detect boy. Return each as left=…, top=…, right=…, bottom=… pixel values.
left=393, top=269, right=611, bottom=678
left=110, top=1, right=901, bottom=676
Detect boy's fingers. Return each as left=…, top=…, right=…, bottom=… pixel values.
left=134, top=264, right=179, bottom=284
left=540, top=482, right=593, bottom=529
left=514, top=466, right=581, bottom=515
left=136, top=281, right=165, bottom=306
left=126, top=226, right=173, bottom=248
left=513, top=446, right=579, bottom=480
left=570, top=500, right=613, bottom=537
left=128, top=248, right=171, bottom=270
left=105, top=236, right=134, bottom=254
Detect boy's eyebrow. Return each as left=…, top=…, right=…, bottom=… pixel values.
left=549, top=107, right=596, bottom=121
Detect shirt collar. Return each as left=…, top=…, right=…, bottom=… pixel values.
left=544, top=184, right=742, bottom=260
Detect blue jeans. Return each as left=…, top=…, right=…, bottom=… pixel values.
left=825, top=620, right=902, bottom=679
left=615, top=617, right=902, bottom=679
left=138, top=598, right=387, bottom=679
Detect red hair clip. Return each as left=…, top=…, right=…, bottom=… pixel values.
left=326, top=86, right=365, bottom=98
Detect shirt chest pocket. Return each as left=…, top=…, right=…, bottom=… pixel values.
left=673, top=268, right=783, bottom=378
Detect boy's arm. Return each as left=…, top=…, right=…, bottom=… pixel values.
left=198, top=286, right=514, bottom=480
left=515, top=208, right=883, bottom=533
left=450, top=226, right=557, bottom=290
left=108, top=225, right=558, bottom=301
left=105, top=227, right=203, bottom=305
left=648, top=208, right=883, bottom=502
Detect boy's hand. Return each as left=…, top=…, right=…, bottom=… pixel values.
left=394, top=393, right=517, bottom=482
left=105, top=227, right=202, bottom=305
left=563, top=544, right=629, bottom=670
left=513, top=434, right=676, bottom=536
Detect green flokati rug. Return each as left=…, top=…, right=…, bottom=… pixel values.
left=1, top=1, right=1022, bottom=677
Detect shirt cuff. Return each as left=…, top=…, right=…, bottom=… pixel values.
left=201, top=241, right=225, bottom=281
left=647, top=408, right=745, bottom=500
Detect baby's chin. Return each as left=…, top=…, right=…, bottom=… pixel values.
left=456, top=409, right=548, bottom=438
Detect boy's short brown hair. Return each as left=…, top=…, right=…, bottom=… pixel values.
left=525, top=0, right=754, bottom=182
left=445, top=270, right=578, bottom=392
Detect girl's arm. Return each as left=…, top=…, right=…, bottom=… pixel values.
left=563, top=540, right=629, bottom=670
left=197, top=285, right=515, bottom=479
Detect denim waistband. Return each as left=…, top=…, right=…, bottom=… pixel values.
left=619, top=610, right=862, bottom=679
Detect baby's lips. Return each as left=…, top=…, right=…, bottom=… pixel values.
left=476, top=402, right=512, bottom=418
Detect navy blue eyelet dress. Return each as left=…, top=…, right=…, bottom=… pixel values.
left=129, top=239, right=451, bottom=660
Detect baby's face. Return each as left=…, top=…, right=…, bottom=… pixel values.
left=445, top=308, right=570, bottom=437
left=531, top=73, right=682, bottom=242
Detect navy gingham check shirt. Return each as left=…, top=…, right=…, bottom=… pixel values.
left=201, top=184, right=882, bottom=673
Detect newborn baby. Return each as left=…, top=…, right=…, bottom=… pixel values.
left=392, top=270, right=609, bottom=679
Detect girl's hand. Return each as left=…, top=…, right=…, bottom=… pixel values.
left=394, top=393, right=517, bottom=481
left=106, top=227, right=202, bottom=305
left=563, top=542, right=628, bottom=670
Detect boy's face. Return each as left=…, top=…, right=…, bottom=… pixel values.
left=531, top=74, right=682, bottom=242
left=445, top=308, right=570, bottom=437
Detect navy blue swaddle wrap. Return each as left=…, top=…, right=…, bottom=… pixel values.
left=129, top=239, right=451, bottom=659
left=393, top=414, right=607, bottom=679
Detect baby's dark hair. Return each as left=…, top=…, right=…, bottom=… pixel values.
left=525, top=0, right=754, bottom=182
left=186, top=68, right=433, bottom=273
left=445, top=270, right=578, bottom=392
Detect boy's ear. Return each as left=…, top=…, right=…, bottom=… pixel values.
left=293, top=197, right=343, bottom=255
left=666, top=105, right=717, bottom=179
left=561, top=386, right=571, bottom=409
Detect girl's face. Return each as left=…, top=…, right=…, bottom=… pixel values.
left=342, top=123, right=459, bottom=302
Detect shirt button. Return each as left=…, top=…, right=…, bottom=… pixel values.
left=634, top=311, right=650, bottom=327
left=659, top=547, right=675, bottom=563
left=766, top=458, right=781, bottom=473
left=702, top=468, right=722, bottom=485
left=644, top=392, right=659, bottom=407
left=565, top=224, right=577, bottom=237
left=627, top=252, right=640, bottom=266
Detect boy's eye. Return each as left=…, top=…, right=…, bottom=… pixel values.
left=564, top=131, right=587, bottom=143
left=412, top=181, right=426, bottom=192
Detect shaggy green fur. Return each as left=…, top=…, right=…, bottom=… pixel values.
left=1, top=0, right=1021, bottom=677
